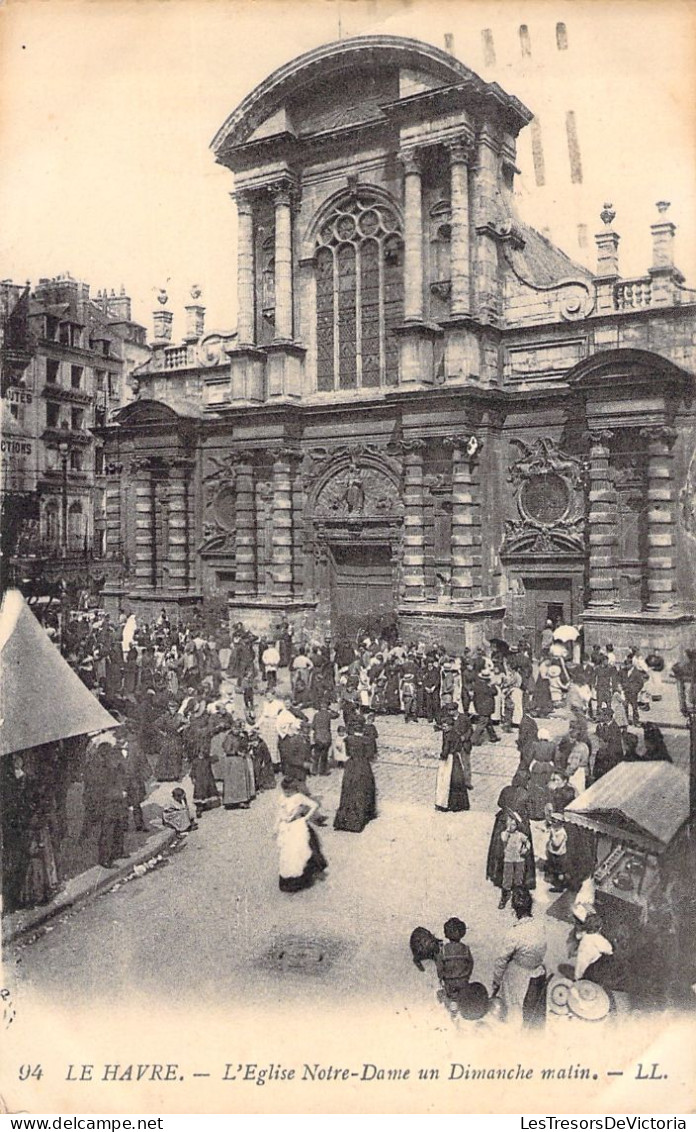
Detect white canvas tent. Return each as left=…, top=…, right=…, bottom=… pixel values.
left=0, top=589, right=117, bottom=757
left=564, top=761, right=689, bottom=854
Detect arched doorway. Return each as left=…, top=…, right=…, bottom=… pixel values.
left=306, top=448, right=404, bottom=639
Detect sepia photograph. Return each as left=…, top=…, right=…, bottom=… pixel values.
left=0, top=0, right=695, bottom=1116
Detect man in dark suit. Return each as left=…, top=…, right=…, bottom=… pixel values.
left=471, top=673, right=500, bottom=745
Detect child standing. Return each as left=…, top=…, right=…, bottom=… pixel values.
left=544, top=810, right=568, bottom=892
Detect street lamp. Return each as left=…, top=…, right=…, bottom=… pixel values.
left=672, top=648, right=696, bottom=821
left=58, top=437, right=69, bottom=557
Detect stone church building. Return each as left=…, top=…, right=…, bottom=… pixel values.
left=102, top=35, right=696, bottom=660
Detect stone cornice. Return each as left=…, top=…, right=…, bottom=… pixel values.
left=212, top=35, right=532, bottom=162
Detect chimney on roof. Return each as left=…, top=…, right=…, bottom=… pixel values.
left=444, top=32, right=455, bottom=53
left=595, top=203, right=620, bottom=278
left=105, top=285, right=132, bottom=323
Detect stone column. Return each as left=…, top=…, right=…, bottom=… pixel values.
left=640, top=426, right=678, bottom=611
left=587, top=430, right=617, bottom=607
left=132, top=459, right=155, bottom=589
left=402, top=440, right=426, bottom=600
left=270, top=448, right=295, bottom=599
left=167, top=460, right=192, bottom=591
left=233, top=191, right=255, bottom=345
left=449, top=136, right=473, bottom=318
left=234, top=456, right=257, bottom=596
left=273, top=184, right=294, bottom=342
left=400, top=150, right=424, bottom=322
left=444, top=436, right=481, bottom=601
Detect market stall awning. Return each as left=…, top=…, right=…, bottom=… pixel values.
left=564, top=762, right=689, bottom=853
left=0, top=589, right=117, bottom=757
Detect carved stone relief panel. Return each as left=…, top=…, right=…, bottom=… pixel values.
left=501, top=437, right=587, bottom=557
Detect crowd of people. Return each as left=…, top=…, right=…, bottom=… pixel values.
left=2, top=600, right=688, bottom=1026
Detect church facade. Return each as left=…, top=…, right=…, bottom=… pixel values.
left=102, top=35, right=696, bottom=660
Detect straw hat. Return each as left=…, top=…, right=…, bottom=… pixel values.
left=567, top=980, right=611, bottom=1022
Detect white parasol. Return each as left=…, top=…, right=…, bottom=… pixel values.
left=553, top=624, right=579, bottom=642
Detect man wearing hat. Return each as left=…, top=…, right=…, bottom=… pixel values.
left=471, top=670, right=499, bottom=746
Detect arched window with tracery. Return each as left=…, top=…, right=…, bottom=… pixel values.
left=315, top=193, right=403, bottom=391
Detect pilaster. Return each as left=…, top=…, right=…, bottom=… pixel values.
left=640, top=425, right=678, bottom=611
left=587, top=430, right=617, bottom=608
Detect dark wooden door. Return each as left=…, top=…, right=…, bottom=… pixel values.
left=329, top=543, right=394, bottom=641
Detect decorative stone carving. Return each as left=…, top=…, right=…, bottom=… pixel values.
left=199, top=452, right=245, bottom=556
left=502, top=437, right=587, bottom=557
left=303, top=444, right=401, bottom=490
left=314, top=456, right=400, bottom=519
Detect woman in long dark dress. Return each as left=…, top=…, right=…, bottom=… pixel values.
left=486, top=774, right=536, bottom=892
left=154, top=704, right=184, bottom=781
left=249, top=732, right=276, bottom=791
left=384, top=664, right=402, bottom=715
left=435, top=715, right=473, bottom=812
left=333, top=727, right=377, bottom=832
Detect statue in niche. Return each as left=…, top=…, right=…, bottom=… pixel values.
left=334, top=458, right=365, bottom=515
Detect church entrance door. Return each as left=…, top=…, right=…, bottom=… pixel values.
left=521, top=576, right=574, bottom=654
left=328, top=543, right=394, bottom=641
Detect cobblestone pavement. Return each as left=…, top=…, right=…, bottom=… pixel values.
left=5, top=710, right=577, bottom=1014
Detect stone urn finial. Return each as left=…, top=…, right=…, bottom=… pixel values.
left=156, top=287, right=168, bottom=306
left=600, top=202, right=616, bottom=227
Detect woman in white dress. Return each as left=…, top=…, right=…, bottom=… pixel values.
left=276, top=779, right=327, bottom=893
left=491, top=887, right=547, bottom=1028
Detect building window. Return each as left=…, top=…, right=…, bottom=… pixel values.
left=70, top=449, right=83, bottom=472
left=46, top=358, right=60, bottom=384
left=315, top=192, right=403, bottom=391
left=95, top=369, right=106, bottom=391
left=44, top=501, right=60, bottom=546
left=46, top=402, right=60, bottom=428
left=68, top=501, right=83, bottom=551
left=107, top=372, right=117, bottom=398
left=261, top=235, right=276, bottom=322
left=71, top=365, right=83, bottom=389
left=71, top=407, right=84, bottom=431
left=59, top=322, right=71, bottom=346
left=95, top=448, right=104, bottom=475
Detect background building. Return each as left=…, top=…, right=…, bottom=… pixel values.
left=102, top=35, right=696, bottom=661
left=0, top=274, right=149, bottom=598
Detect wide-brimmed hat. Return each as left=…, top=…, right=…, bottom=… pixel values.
left=452, top=982, right=490, bottom=1021
left=567, top=980, right=611, bottom=1022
